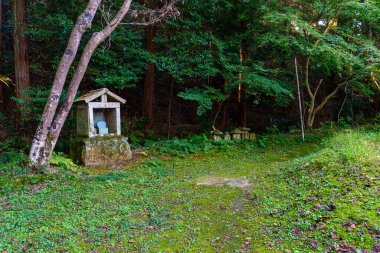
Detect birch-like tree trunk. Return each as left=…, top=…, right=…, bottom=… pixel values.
left=40, top=0, right=133, bottom=165
left=29, top=0, right=178, bottom=167
left=29, top=0, right=102, bottom=167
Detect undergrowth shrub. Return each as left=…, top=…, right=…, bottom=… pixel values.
left=289, top=130, right=379, bottom=172
left=322, top=130, right=377, bottom=166
left=149, top=134, right=235, bottom=156
left=0, top=152, right=29, bottom=176
left=146, top=132, right=321, bottom=156
left=51, top=152, right=80, bottom=172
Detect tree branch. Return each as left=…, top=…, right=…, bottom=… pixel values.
left=122, top=0, right=180, bottom=26
left=305, top=57, right=314, bottom=99
left=313, top=78, right=324, bottom=97
left=314, top=75, right=354, bottom=114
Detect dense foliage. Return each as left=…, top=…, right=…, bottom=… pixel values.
left=1, top=1, right=380, bottom=251
left=1, top=0, right=379, bottom=149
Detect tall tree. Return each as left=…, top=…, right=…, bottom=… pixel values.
left=142, top=0, right=157, bottom=130
left=258, top=0, right=380, bottom=129
left=0, top=0, right=4, bottom=112
left=12, top=0, right=30, bottom=106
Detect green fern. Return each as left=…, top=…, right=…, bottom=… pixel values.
left=51, top=153, right=79, bottom=172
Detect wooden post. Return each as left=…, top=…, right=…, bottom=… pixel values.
left=116, top=106, right=121, bottom=136
left=101, top=94, right=107, bottom=103
left=295, top=57, right=305, bottom=141
left=88, top=105, right=94, bottom=137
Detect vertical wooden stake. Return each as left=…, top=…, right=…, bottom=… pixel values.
left=238, top=48, right=243, bottom=103
left=295, top=57, right=305, bottom=141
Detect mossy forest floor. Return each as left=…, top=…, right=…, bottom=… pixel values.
left=1, top=128, right=380, bottom=252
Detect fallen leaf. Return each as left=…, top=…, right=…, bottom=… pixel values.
left=348, top=224, right=356, bottom=232
left=310, top=240, right=318, bottom=249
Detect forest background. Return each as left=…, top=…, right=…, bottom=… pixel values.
left=1, top=0, right=380, bottom=155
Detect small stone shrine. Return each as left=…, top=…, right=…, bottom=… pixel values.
left=70, top=88, right=132, bottom=166
left=210, top=127, right=256, bottom=141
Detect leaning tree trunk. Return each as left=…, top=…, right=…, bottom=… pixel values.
left=12, top=0, right=30, bottom=107
left=29, top=0, right=102, bottom=167
left=29, top=0, right=178, bottom=167
left=39, top=0, right=133, bottom=165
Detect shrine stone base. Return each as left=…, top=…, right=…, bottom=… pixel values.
left=71, top=136, right=132, bottom=166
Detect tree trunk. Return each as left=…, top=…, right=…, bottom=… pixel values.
left=238, top=48, right=247, bottom=127
left=39, top=0, right=133, bottom=165
left=240, top=98, right=247, bottom=127
left=142, top=24, right=156, bottom=130
left=12, top=0, right=30, bottom=106
left=0, top=0, right=4, bottom=112
left=220, top=100, right=227, bottom=130
left=29, top=0, right=178, bottom=167
left=306, top=109, right=315, bottom=130
left=167, top=78, right=174, bottom=138
left=305, top=79, right=348, bottom=130
left=29, top=0, right=103, bottom=167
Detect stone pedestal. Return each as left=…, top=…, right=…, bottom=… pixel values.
left=210, top=129, right=223, bottom=141
left=71, top=136, right=132, bottom=166
left=249, top=133, right=256, bottom=141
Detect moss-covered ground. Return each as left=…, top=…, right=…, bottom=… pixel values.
left=1, top=128, right=380, bottom=252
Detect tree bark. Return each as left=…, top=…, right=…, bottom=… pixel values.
left=142, top=24, right=156, bottom=130
left=39, top=0, right=133, bottom=165
left=240, top=97, right=247, bottom=127
left=167, top=77, right=174, bottom=138
left=29, top=0, right=102, bottom=167
left=221, top=102, right=227, bottom=130
left=220, top=80, right=227, bottom=130
left=0, top=0, right=4, bottom=112
left=12, top=0, right=30, bottom=106
left=238, top=48, right=247, bottom=127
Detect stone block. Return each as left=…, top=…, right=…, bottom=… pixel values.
left=212, top=135, right=222, bottom=141
left=71, top=136, right=132, bottom=166
left=249, top=133, right=256, bottom=141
